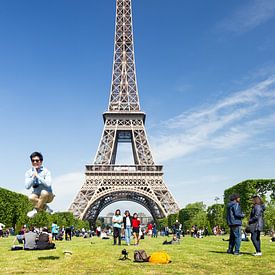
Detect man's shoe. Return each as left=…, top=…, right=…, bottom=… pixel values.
left=227, top=250, right=233, bottom=254
left=233, top=252, right=242, bottom=256
left=27, top=209, right=37, bottom=218
left=45, top=205, right=53, bottom=214
left=253, top=252, right=262, bottom=256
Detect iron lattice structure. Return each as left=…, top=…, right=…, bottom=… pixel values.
left=69, top=0, right=180, bottom=224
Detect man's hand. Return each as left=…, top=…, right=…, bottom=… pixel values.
left=33, top=171, right=38, bottom=178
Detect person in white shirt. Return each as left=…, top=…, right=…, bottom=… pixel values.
left=25, top=152, right=54, bottom=218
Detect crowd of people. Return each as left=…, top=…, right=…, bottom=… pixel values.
left=12, top=226, right=55, bottom=250
left=1, top=152, right=274, bottom=257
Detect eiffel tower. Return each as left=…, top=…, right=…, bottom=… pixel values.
left=69, top=0, right=180, bottom=224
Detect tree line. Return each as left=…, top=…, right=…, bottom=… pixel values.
left=0, top=187, right=89, bottom=232
left=158, top=179, right=275, bottom=233
left=1, top=179, right=274, bottom=233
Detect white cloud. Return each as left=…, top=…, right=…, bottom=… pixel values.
left=219, top=0, right=275, bottom=34
left=151, top=76, right=275, bottom=162
left=50, top=172, right=84, bottom=212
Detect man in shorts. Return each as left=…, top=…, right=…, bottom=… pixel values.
left=25, top=152, right=54, bottom=218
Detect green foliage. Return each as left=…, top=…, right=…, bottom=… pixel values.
left=224, top=179, right=275, bottom=216
left=0, top=187, right=32, bottom=230
left=156, top=217, right=168, bottom=229
left=264, top=199, right=275, bottom=230
left=179, top=202, right=209, bottom=231
left=167, top=213, right=178, bottom=227
left=51, top=212, right=75, bottom=227
left=224, top=179, right=275, bottom=230
left=207, top=204, right=226, bottom=229
left=0, top=187, right=89, bottom=231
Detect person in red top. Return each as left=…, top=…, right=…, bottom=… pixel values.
left=132, top=213, right=141, bottom=246
left=147, top=223, right=153, bottom=237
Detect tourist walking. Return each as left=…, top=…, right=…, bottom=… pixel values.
left=123, top=210, right=132, bottom=245
left=25, top=152, right=54, bottom=218
left=112, top=209, right=123, bottom=245
left=249, top=195, right=266, bottom=256
left=132, top=213, right=140, bottom=246
left=226, top=194, right=245, bottom=255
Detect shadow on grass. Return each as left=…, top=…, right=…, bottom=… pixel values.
left=209, top=251, right=252, bottom=255
left=38, top=256, right=60, bottom=260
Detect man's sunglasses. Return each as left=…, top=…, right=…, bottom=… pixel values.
left=32, top=159, right=41, bottom=163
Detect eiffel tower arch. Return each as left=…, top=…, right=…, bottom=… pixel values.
left=69, top=0, right=180, bottom=224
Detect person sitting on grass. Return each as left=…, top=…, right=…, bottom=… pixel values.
left=162, top=235, right=180, bottom=245
left=24, top=226, right=38, bottom=250
left=36, top=227, right=55, bottom=250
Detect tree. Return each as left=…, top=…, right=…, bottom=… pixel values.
left=207, top=204, right=226, bottom=229
left=224, top=179, right=275, bottom=230
left=0, top=187, right=89, bottom=232
left=157, top=217, right=168, bottom=230
left=167, top=213, right=178, bottom=228
left=178, top=202, right=208, bottom=231
left=264, top=199, right=275, bottom=231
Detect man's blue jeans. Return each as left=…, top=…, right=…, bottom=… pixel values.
left=228, top=225, right=242, bottom=253
left=125, top=226, right=132, bottom=245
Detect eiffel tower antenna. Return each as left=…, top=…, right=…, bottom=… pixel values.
left=69, top=0, right=180, bottom=224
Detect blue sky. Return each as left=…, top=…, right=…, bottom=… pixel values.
left=0, top=0, right=275, bottom=215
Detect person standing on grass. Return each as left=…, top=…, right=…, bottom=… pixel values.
left=123, top=210, right=132, bottom=246
left=249, top=195, right=266, bottom=256
left=147, top=222, right=153, bottom=237
left=25, top=152, right=54, bottom=218
left=112, top=209, right=123, bottom=245
left=226, top=193, right=245, bottom=255
left=51, top=221, right=59, bottom=241
left=132, top=213, right=140, bottom=246
left=152, top=223, right=157, bottom=238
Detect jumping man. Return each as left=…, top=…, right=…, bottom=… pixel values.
left=25, top=152, right=54, bottom=218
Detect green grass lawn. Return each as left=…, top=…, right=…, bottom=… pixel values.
left=0, top=235, right=274, bottom=274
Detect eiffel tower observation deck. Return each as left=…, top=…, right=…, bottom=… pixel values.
left=69, top=0, right=180, bottom=224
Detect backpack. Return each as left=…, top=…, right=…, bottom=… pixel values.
left=149, top=252, right=171, bottom=264
left=134, top=250, right=149, bottom=262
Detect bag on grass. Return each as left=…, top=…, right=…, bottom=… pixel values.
left=148, top=251, right=171, bottom=264
left=134, top=250, right=149, bottom=262
left=11, top=245, right=23, bottom=251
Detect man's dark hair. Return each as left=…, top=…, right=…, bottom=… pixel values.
left=229, top=193, right=240, bottom=201
left=252, top=195, right=263, bottom=204
left=30, top=152, right=43, bottom=161
left=42, top=227, right=49, bottom=232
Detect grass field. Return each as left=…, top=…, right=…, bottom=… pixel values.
left=0, top=235, right=274, bottom=274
